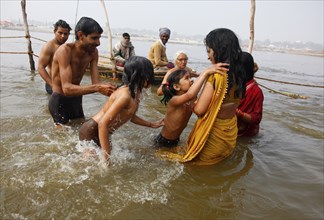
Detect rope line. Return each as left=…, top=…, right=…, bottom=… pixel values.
left=255, top=76, right=323, bottom=88
left=0, top=35, right=47, bottom=42
left=30, top=36, right=47, bottom=42
left=0, top=36, right=26, bottom=39
left=0, top=51, right=39, bottom=57
left=258, top=83, right=309, bottom=99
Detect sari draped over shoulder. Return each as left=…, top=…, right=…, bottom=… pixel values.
left=157, top=72, right=238, bottom=165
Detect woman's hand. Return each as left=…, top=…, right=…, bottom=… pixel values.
left=202, top=63, right=229, bottom=76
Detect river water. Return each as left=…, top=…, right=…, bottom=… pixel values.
left=1, top=29, right=323, bottom=219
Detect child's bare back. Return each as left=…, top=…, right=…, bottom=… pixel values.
left=92, top=86, right=140, bottom=134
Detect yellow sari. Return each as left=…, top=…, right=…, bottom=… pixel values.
left=157, top=72, right=238, bottom=165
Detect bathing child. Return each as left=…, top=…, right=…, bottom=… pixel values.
left=79, top=56, right=163, bottom=161
left=155, top=64, right=228, bottom=148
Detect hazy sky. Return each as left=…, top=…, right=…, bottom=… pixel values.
left=1, top=0, right=323, bottom=44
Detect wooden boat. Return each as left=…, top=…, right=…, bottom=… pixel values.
left=97, top=55, right=168, bottom=84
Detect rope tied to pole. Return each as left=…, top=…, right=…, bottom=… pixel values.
left=255, top=76, right=324, bottom=88
left=258, top=82, right=309, bottom=99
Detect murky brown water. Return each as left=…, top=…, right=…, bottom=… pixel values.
left=1, top=29, right=323, bottom=219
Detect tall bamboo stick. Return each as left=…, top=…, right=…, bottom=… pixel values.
left=248, top=0, right=256, bottom=54
left=100, top=0, right=116, bottom=72
left=20, top=0, right=35, bottom=71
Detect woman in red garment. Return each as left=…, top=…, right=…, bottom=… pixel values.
left=236, top=52, right=264, bottom=136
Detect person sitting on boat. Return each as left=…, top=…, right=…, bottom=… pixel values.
left=236, top=52, right=264, bottom=137
left=148, top=27, right=174, bottom=70
left=38, top=19, right=71, bottom=95
left=156, top=51, right=199, bottom=96
left=113, top=33, right=135, bottom=67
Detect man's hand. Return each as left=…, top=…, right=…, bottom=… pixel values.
left=98, top=83, right=117, bottom=96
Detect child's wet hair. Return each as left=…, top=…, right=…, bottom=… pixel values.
left=122, top=56, right=155, bottom=98
left=160, top=69, right=187, bottom=105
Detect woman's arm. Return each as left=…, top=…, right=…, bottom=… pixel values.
left=193, top=80, right=214, bottom=117
left=192, top=63, right=229, bottom=117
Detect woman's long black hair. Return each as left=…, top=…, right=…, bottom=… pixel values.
left=241, top=51, right=255, bottom=82
left=122, top=56, right=155, bottom=98
left=204, top=28, right=246, bottom=99
left=160, top=69, right=187, bottom=105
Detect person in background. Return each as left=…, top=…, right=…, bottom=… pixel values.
left=79, top=56, right=163, bottom=162
left=158, top=28, right=246, bottom=166
left=155, top=64, right=228, bottom=148
left=236, top=52, right=264, bottom=136
left=148, top=27, right=174, bottom=70
left=113, top=32, right=135, bottom=67
left=38, top=19, right=71, bottom=94
left=156, top=51, right=199, bottom=96
left=49, top=17, right=116, bottom=128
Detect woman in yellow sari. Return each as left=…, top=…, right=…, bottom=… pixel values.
left=158, top=28, right=246, bottom=165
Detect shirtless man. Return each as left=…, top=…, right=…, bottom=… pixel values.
left=38, top=19, right=71, bottom=94
left=49, top=17, right=117, bottom=127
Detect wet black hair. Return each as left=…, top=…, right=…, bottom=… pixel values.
left=160, top=69, right=187, bottom=105
left=74, top=17, right=103, bottom=40
left=122, top=56, right=155, bottom=98
left=54, top=19, right=71, bottom=32
left=204, top=28, right=246, bottom=98
left=241, top=52, right=255, bottom=82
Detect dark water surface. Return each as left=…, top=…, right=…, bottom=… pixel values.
left=1, top=29, right=323, bottom=219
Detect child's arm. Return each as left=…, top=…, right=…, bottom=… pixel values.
left=157, top=68, right=176, bottom=96
left=131, top=114, right=164, bottom=128
left=98, top=95, right=130, bottom=160
left=171, top=63, right=228, bottom=106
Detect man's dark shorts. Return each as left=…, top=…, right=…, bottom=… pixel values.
left=48, top=92, right=84, bottom=124
left=45, top=83, right=53, bottom=95
left=154, top=133, right=179, bottom=148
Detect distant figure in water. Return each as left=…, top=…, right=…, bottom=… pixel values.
left=79, top=56, right=163, bottom=162
left=38, top=19, right=71, bottom=94
left=49, top=17, right=116, bottom=128
left=236, top=52, right=264, bottom=136
left=148, top=27, right=174, bottom=70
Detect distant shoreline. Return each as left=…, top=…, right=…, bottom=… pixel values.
left=1, top=26, right=323, bottom=58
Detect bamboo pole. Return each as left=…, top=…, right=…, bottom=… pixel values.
left=248, top=0, right=256, bottom=54
left=73, top=0, right=80, bottom=42
left=100, top=0, right=117, bottom=72
left=20, top=0, right=35, bottom=71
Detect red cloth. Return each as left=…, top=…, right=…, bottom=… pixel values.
left=237, top=79, right=264, bottom=136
